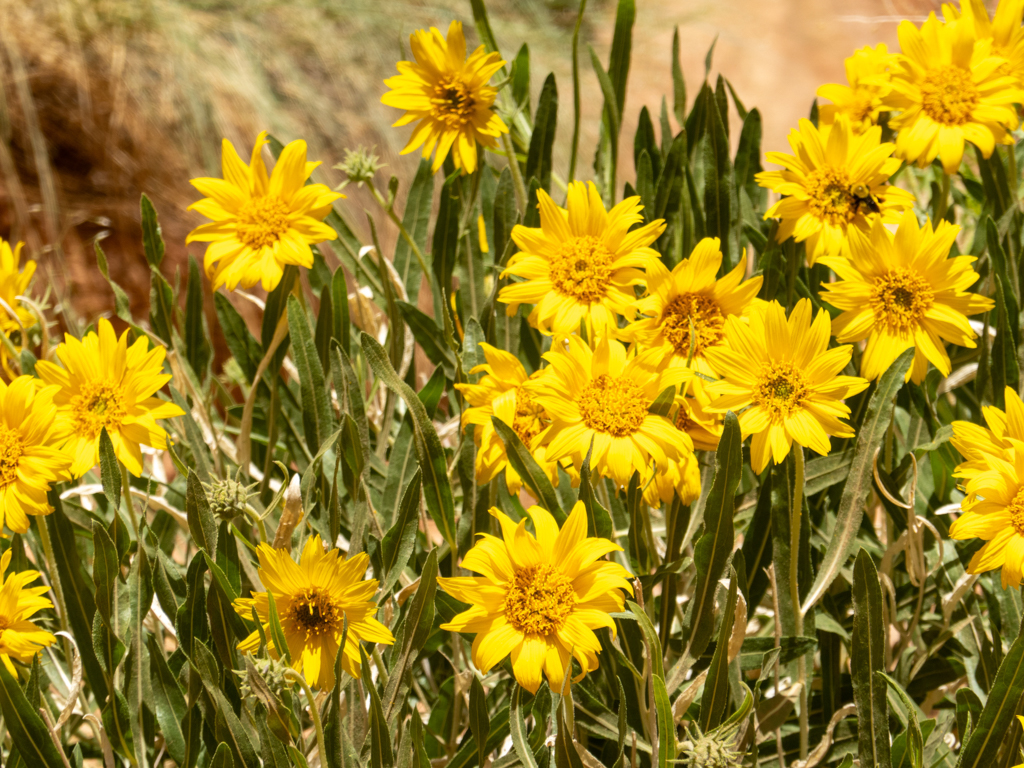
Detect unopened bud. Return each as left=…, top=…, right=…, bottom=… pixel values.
left=272, top=474, right=303, bottom=549
left=334, top=147, right=384, bottom=190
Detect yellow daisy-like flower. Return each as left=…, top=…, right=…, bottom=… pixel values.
left=0, top=239, right=38, bottom=376
left=626, top=237, right=762, bottom=379
left=817, top=44, right=897, bottom=132
left=525, top=335, right=691, bottom=488
left=438, top=502, right=633, bottom=694
left=643, top=449, right=701, bottom=509
left=756, top=115, right=915, bottom=266
left=819, top=213, right=994, bottom=384
left=0, top=549, right=56, bottom=676
left=948, top=435, right=1024, bottom=588
left=187, top=131, right=342, bottom=292
left=456, top=343, right=564, bottom=495
left=674, top=377, right=723, bottom=453
left=0, top=377, right=71, bottom=533
left=883, top=12, right=1024, bottom=175
left=34, top=318, right=185, bottom=478
left=951, top=386, right=1024, bottom=482
left=381, top=21, right=508, bottom=174
left=944, top=0, right=1024, bottom=88
left=704, top=299, right=870, bottom=474
left=234, top=535, right=395, bottom=690
left=499, top=182, right=665, bottom=338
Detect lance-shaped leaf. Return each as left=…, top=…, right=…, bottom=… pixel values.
left=288, top=294, right=333, bottom=455
left=0, top=663, right=66, bottom=768
left=802, top=348, right=913, bottom=614
left=511, top=685, right=541, bottom=768
left=852, top=550, right=891, bottom=768
left=699, top=572, right=737, bottom=732
left=491, top=416, right=565, bottom=521
left=379, top=471, right=422, bottom=595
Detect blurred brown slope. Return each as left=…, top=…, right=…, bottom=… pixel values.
left=0, top=0, right=940, bottom=341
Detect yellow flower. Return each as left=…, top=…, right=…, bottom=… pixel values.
left=674, top=377, right=723, bottom=452
left=0, top=377, right=71, bottom=533
left=35, top=318, right=185, bottom=478
left=949, top=434, right=1024, bottom=588
left=952, top=387, right=1024, bottom=482
left=381, top=21, right=507, bottom=174
left=499, top=181, right=665, bottom=338
left=187, top=131, right=342, bottom=292
left=819, top=213, right=994, bottom=384
left=704, top=299, right=870, bottom=474
left=0, top=549, right=56, bottom=676
left=756, top=115, right=915, bottom=266
left=944, top=0, right=1024, bottom=88
left=455, top=343, right=564, bottom=494
left=884, top=12, right=1024, bottom=174
left=234, top=535, right=395, bottom=690
left=438, top=502, right=633, bottom=694
left=525, top=335, right=692, bottom=488
left=0, top=239, right=38, bottom=376
left=625, top=237, right=762, bottom=379
left=817, top=44, right=897, bottom=131
left=643, top=450, right=701, bottom=508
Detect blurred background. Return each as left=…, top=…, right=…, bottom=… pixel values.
left=0, top=0, right=942, bottom=352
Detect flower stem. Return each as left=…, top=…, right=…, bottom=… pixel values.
left=368, top=183, right=433, bottom=291
left=120, top=461, right=140, bottom=538
left=500, top=131, right=528, bottom=215
left=284, top=669, right=327, bottom=765
left=790, top=446, right=808, bottom=761
left=36, top=516, right=72, bottom=657
left=934, top=171, right=951, bottom=224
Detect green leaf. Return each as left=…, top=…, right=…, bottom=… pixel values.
left=512, top=44, right=531, bottom=117
left=511, top=685, right=541, bottom=768
left=147, top=634, right=189, bottom=766
left=577, top=440, right=613, bottom=539
left=852, top=550, right=891, bottom=768
left=397, top=301, right=457, bottom=376
left=431, top=172, right=462, bottom=319
left=381, top=548, right=438, bottom=722
left=363, top=334, right=456, bottom=551
left=671, top=27, right=686, bottom=124
left=141, top=193, right=166, bottom=267
left=214, top=292, right=263, bottom=382
left=491, top=416, right=565, bottom=522
left=98, top=428, right=121, bottom=511
left=682, top=411, right=740, bottom=666
left=554, top=703, right=584, bottom=768
left=703, top=87, right=732, bottom=259
left=175, top=554, right=209, bottom=659
left=653, top=675, right=675, bottom=768
left=469, top=677, right=490, bottom=768
left=960, top=615, right=1024, bottom=767
left=492, top=168, right=518, bottom=258
left=95, top=238, right=132, bottom=323
left=393, top=159, right=434, bottom=299
left=191, top=641, right=259, bottom=768
left=361, top=647, right=395, bottom=768
left=184, top=256, right=210, bottom=376
left=526, top=73, right=558, bottom=193
left=802, top=348, right=913, bottom=613
left=380, top=471, right=422, bottom=595
left=878, top=672, right=922, bottom=768
left=627, top=600, right=665, bottom=679
left=607, top=0, right=635, bottom=116
left=0, top=656, right=66, bottom=768
left=266, top=590, right=291, bottom=666
left=186, top=470, right=218, bottom=555
left=287, top=294, right=333, bottom=456
left=331, top=266, right=351, bottom=357
left=127, top=542, right=153, bottom=768
left=699, top=571, right=737, bottom=731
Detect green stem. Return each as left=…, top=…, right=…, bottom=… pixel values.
left=284, top=669, right=327, bottom=765
left=791, top=447, right=808, bottom=761
left=120, top=461, right=140, bottom=538
left=36, top=517, right=72, bottom=657
left=368, top=183, right=433, bottom=291
left=934, top=171, right=951, bottom=224
left=500, top=131, right=528, bottom=215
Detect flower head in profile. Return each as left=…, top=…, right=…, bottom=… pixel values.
left=949, top=417, right=1024, bottom=588
left=756, top=115, right=915, bottom=266
left=382, top=21, right=507, bottom=174
left=438, top=502, right=632, bottom=693
left=187, top=131, right=342, bottom=292
left=643, top=449, right=701, bottom=509
left=817, top=44, right=897, bottom=131
left=884, top=12, right=1024, bottom=174
left=0, top=239, right=38, bottom=376
left=526, top=336, right=692, bottom=488
left=944, top=0, right=1024, bottom=88
left=456, top=343, right=566, bottom=494
left=499, top=182, right=665, bottom=338
left=820, top=213, right=993, bottom=384
left=625, top=237, right=762, bottom=379
left=0, top=549, right=56, bottom=676
left=952, top=386, right=1024, bottom=482
left=0, top=377, right=71, bottom=533
left=705, top=300, right=870, bottom=474
left=34, top=318, right=185, bottom=477
left=234, top=535, right=395, bottom=691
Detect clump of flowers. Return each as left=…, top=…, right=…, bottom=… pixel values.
left=817, top=43, right=897, bottom=131
left=0, top=549, right=56, bottom=675
left=0, top=238, right=39, bottom=376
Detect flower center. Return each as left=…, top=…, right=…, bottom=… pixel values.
left=752, top=362, right=808, bottom=422
left=237, top=195, right=291, bottom=249
left=675, top=406, right=694, bottom=433
left=71, top=381, right=128, bottom=440
left=848, top=91, right=877, bottom=124
left=921, top=65, right=978, bottom=126
left=431, top=75, right=477, bottom=128
left=290, top=590, right=340, bottom=639
left=870, top=268, right=933, bottom=336
left=577, top=374, right=649, bottom=438
left=549, top=236, right=615, bottom=304
left=504, top=564, right=575, bottom=636
left=660, top=292, right=726, bottom=360
left=513, top=386, right=546, bottom=447
left=0, top=426, right=23, bottom=488
left=1007, top=488, right=1024, bottom=536
left=805, top=166, right=857, bottom=226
